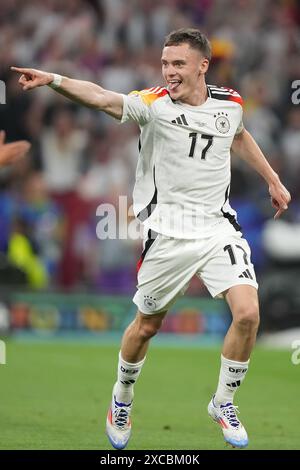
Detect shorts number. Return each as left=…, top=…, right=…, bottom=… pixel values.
left=224, top=244, right=249, bottom=265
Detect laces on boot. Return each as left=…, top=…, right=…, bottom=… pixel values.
left=113, top=398, right=132, bottom=429
left=220, top=403, right=240, bottom=428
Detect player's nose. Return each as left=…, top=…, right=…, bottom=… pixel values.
left=165, top=64, right=177, bottom=76
left=166, top=71, right=178, bottom=80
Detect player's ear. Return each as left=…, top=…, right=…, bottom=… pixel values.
left=200, top=57, right=209, bottom=74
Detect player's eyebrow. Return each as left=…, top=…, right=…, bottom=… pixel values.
left=161, top=59, right=186, bottom=65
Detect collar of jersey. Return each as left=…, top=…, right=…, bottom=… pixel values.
left=175, top=87, right=210, bottom=110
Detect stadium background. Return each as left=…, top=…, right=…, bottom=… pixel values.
left=0, top=0, right=299, bottom=450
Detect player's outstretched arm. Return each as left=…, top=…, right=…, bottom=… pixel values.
left=231, top=128, right=291, bottom=219
left=0, top=130, right=31, bottom=166
left=10, top=66, right=123, bottom=120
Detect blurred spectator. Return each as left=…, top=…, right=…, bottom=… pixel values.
left=40, top=106, right=88, bottom=192
left=8, top=217, right=48, bottom=289
left=19, top=172, right=63, bottom=282
left=281, top=108, right=300, bottom=198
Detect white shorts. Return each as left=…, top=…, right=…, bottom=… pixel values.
left=133, top=229, right=258, bottom=314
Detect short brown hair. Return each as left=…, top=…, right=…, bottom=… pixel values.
left=164, top=28, right=211, bottom=61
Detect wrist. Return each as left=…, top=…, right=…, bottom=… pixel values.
left=267, top=171, right=279, bottom=186
left=48, top=73, right=62, bottom=89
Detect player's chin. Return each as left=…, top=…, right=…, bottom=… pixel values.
left=168, top=87, right=182, bottom=99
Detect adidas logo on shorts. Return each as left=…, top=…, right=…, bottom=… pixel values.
left=238, top=269, right=253, bottom=280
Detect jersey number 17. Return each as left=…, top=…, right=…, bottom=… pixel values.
left=188, top=133, right=214, bottom=159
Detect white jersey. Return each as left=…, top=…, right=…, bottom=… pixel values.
left=121, top=84, right=244, bottom=239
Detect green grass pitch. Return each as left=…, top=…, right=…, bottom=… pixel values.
left=0, top=341, right=299, bottom=450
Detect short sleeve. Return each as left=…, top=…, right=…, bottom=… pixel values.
left=121, top=93, right=153, bottom=126
left=235, top=117, right=244, bottom=135
left=235, top=104, right=244, bottom=135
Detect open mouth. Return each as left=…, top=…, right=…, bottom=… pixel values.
left=167, top=80, right=182, bottom=91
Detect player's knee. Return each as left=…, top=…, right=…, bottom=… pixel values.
left=139, top=320, right=160, bottom=340
left=234, top=303, right=260, bottom=331
left=136, top=314, right=164, bottom=340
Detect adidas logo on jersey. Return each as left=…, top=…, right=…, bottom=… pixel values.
left=239, top=269, right=253, bottom=280
left=171, top=114, right=189, bottom=126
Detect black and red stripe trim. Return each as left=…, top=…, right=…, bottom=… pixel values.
left=136, top=229, right=158, bottom=272
left=137, top=167, right=157, bottom=222
left=207, top=85, right=243, bottom=106
left=221, top=185, right=242, bottom=232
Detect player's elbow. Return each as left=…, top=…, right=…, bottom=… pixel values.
left=91, top=90, right=123, bottom=119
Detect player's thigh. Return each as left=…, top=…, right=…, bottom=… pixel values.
left=198, top=234, right=258, bottom=299
left=134, top=236, right=196, bottom=314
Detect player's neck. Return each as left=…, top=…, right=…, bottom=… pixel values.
left=180, top=82, right=208, bottom=107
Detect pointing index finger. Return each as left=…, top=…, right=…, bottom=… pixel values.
left=11, top=66, right=28, bottom=73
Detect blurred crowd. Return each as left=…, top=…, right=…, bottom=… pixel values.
left=0, top=0, right=300, bottom=292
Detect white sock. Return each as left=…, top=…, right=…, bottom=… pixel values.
left=114, top=352, right=146, bottom=404
left=214, top=354, right=249, bottom=405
